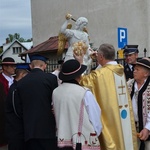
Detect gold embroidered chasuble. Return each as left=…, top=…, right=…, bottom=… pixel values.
left=80, top=64, right=138, bottom=150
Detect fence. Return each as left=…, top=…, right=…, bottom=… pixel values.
left=45, top=48, right=149, bottom=73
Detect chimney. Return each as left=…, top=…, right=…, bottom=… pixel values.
left=6, top=38, right=9, bottom=44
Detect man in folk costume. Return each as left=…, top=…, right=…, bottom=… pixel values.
left=127, top=58, right=150, bottom=150
left=0, top=57, right=16, bottom=95
left=0, top=57, right=16, bottom=148
left=74, top=43, right=138, bottom=150
left=53, top=59, right=102, bottom=150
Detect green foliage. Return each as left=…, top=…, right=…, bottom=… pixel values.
left=6, top=33, right=32, bottom=43
left=19, top=37, right=26, bottom=42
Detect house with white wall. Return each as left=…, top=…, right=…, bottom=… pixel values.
left=0, top=39, right=33, bottom=63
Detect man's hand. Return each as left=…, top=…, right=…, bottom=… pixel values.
left=89, top=48, right=98, bottom=60
left=73, top=50, right=84, bottom=64
left=138, top=128, right=149, bottom=140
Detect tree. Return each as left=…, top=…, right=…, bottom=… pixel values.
left=19, top=37, right=26, bottom=42
left=8, top=34, right=13, bottom=42
left=6, top=33, right=32, bottom=43
left=14, top=33, right=20, bottom=40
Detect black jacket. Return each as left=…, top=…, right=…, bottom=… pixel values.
left=5, top=80, right=24, bottom=140
left=16, top=68, right=58, bottom=141
left=124, top=64, right=134, bottom=81
left=0, top=82, right=7, bottom=145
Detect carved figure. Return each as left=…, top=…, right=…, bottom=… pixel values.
left=58, top=14, right=93, bottom=74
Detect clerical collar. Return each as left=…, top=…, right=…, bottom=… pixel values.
left=106, top=61, right=118, bottom=65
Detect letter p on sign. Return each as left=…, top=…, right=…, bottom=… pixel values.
left=118, top=28, right=127, bottom=48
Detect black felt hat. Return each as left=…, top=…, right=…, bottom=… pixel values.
left=1, top=57, right=16, bottom=65
left=123, top=45, right=139, bottom=55
left=59, top=59, right=87, bottom=81
left=136, top=58, right=150, bottom=69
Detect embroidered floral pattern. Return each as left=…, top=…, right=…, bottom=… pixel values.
left=128, top=79, right=150, bottom=127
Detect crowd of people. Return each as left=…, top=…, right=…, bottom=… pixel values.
left=0, top=16, right=150, bottom=150
left=0, top=42, right=150, bottom=150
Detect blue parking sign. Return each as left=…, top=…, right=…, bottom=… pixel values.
left=118, top=28, right=128, bottom=48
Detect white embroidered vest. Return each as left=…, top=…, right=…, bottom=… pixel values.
left=53, top=83, right=100, bottom=148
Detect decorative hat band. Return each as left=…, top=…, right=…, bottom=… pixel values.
left=2, top=62, right=16, bottom=64
left=136, top=62, right=150, bottom=68
left=62, top=65, right=81, bottom=75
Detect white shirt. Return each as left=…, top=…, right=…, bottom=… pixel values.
left=128, top=64, right=133, bottom=71
left=84, top=90, right=102, bottom=136
left=132, top=82, right=140, bottom=122
left=2, top=73, right=14, bottom=87
left=106, top=61, right=118, bottom=65
left=96, top=61, right=118, bottom=70
left=52, top=69, right=62, bottom=85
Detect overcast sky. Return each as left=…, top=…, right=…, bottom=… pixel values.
left=0, top=0, right=32, bottom=46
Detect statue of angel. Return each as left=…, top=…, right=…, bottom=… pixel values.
left=58, top=14, right=93, bottom=74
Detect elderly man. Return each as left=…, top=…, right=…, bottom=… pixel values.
left=127, top=58, right=150, bottom=150
left=123, top=45, right=139, bottom=81
left=74, top=43, right=138, bottom=150
left=0, top=57, right=16, bottom=148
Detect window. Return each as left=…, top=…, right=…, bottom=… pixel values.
left=13, top=47, right=22, bottom=54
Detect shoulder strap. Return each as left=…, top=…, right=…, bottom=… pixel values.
left=12, top=89, right=21, bottom=118
left=78, top=100, right=84, bottom=134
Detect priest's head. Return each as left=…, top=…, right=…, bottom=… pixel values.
left=97, top=43, right=115, bottom=66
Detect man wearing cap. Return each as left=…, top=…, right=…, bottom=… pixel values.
left=5, top=63, right=30, bottom=150
left=15, top=54, right=58, bottom=150
left=124, top=45, right=139, bottom=81
left=74, top=43, right=138, bottom=150
left=127, top=57, right=150, bottom=150
left=0, top=57, right=16, bottom=148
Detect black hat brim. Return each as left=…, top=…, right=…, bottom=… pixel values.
left=59, top=65, right=87, bottom=81
left=136, top=59, right=150, bottom=69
